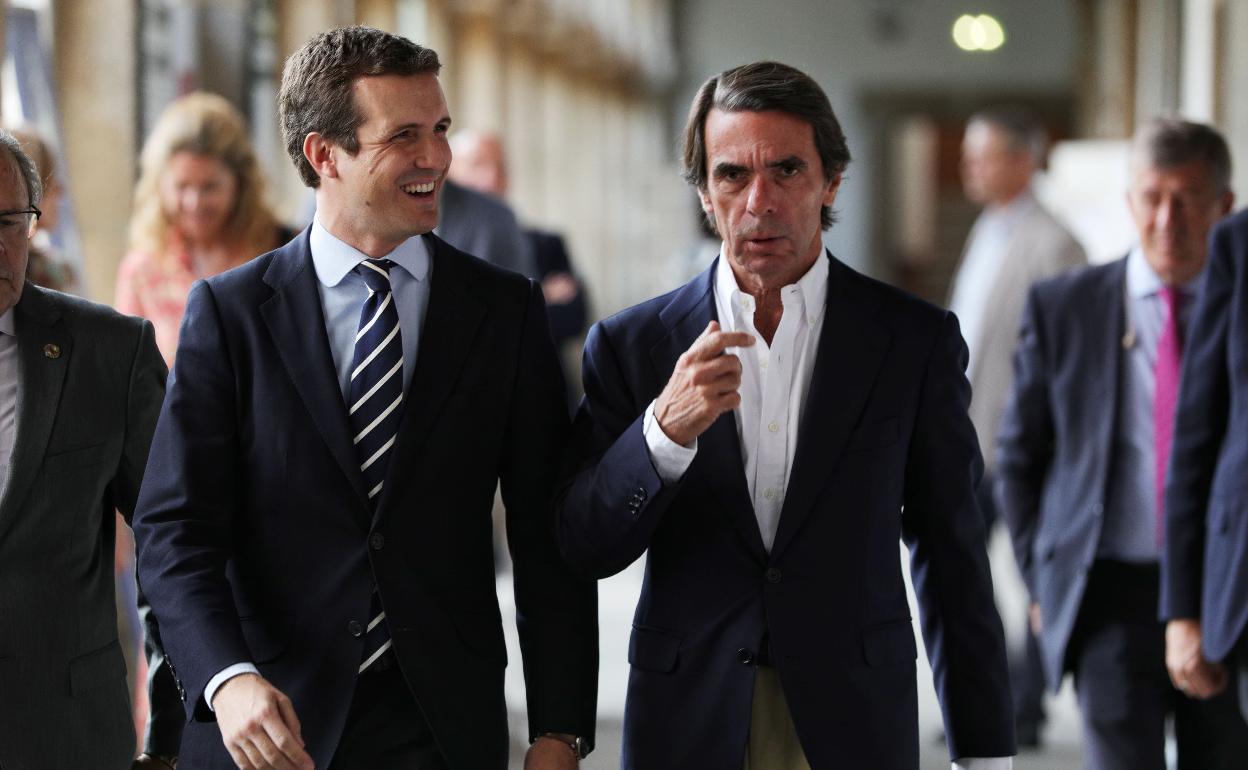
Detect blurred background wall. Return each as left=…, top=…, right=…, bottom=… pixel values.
left=1, top=0, right=1246, bottom=313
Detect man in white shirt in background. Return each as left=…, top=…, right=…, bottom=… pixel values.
left=951, top=107, right=1087, bottom=748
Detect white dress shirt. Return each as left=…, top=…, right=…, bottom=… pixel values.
left=203, top=221, right=433, bottom=710
left=949, top=190, right=1033, bottom=374
left=0, top=308, right=18, bottom=498
left=643, top=251, right=1011, bottom=770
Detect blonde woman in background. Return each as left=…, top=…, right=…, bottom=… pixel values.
left=116, top=91, right=290, bottom=364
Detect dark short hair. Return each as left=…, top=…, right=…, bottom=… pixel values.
left=682, top=61, right=850, bottom=230
left=967, top=107, right=1047, bottom=162
left=0, top=129, right=43, bottom=207
left=279, top=26, right=441, bottom=187
left=1132, top=116, right=1232, bottom=195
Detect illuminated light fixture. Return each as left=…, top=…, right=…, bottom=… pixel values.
left=953, top=13, right=1006, bottom=52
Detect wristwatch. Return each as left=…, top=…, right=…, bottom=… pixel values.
left=534, top=732, right=589, bottom=759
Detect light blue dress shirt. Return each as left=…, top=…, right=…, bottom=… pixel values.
left=309, top=217, right=432, bottom=399
left=1099, top=246, right=1202, bottom=563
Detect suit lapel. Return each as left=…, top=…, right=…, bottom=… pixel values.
left=652, top=260, right=765, bottom=561
left=259, top=232, right=370, bottom=514
left=1090, top=258, right=1127, bottom=491
left=0, top=286, right=71, bottom=528
left=374, top=236, right=485, bottom=520
left=770, top=257, right=890, bottom=562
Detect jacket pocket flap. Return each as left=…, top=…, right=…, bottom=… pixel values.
left=70, top=638, right=126, bottom=696
left=861, top=619, right=916, bottom=667
left=628, top=624, right=681, bottom=673
left=239, top=615, right=291, bottom=663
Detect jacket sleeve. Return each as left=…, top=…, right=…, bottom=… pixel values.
left=995, top=287, right=1055, bottom=597
left=132, top=280, right=252, bottom=721
left=902, top=311, right=1016, bottom=761
left=554, top=320, right=681, bottom=580
left=499, top=282, right=599, bottom=748
left=1161, top=226, right=1236, bottom=620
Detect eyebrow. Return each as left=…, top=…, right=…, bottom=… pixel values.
left=712, top=162, right=747, bottom=178
left=378, top=115, right=453, bottom=136
left=768, top=156, right=807, bottom=171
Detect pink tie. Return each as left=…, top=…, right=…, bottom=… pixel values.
left=1154, top=286, right=1184, bottom=546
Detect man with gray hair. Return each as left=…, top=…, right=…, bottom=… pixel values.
left=0, top=129, right=167, bottom=769
left=998, top=117, right=1248, bottom=769
left=556, top=60, right=1014, bottom=769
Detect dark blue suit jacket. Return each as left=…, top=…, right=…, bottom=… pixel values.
left=132, top=230, right=597, bottom=769
left=995, top=258, right=1130, bottom=688
left=1162, top=209, right=1248, bottom=662
left=555, top=254, right=1014, bottom=769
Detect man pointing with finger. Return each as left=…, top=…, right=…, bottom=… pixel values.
left=555, top=61, right=1015, bottom=769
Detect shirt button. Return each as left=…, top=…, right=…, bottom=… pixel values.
left=348, top=620, right=364, bottom=637
left=768, top=421, right=779, bottom=433
left=1091, top=503, right=1104, bottom=516
left=369, top=533, right=386, bottom=550
left=763, top=488, right=776, bottom=501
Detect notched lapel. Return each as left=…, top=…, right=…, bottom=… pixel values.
left=259, top=244, right=371, bottom=514
left=771, top=260, right=891, bottom=561
left=651, top=263, right=765, bottom=561
left=375, top=241, right=485, bottom=519
left=0, top=288, right=71, bottom=525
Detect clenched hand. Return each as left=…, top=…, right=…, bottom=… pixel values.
left=213, top=673, right=313, bottom=770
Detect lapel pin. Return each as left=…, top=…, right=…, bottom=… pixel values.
left=43, top=343, right=61, bottom=359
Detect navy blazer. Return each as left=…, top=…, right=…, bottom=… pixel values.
left=995, top=258, right=1129, bottom=688
left=133, top=230, right=598, bottom=769
left=1162, top=209, right=1248, bottom=662
left=555, top=254, right=1014, bottom=770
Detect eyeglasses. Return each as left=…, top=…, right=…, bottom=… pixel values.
left=0, top=207, right=41, bottom=239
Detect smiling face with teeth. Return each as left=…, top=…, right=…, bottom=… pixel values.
left=310, top=72, right=451, bottom=257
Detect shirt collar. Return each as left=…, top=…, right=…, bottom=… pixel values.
left=713, top=247, right=829, bottom=327
left=0, top=307, right=13, bottom=336
left=309, top=217, right=431, bottom=288
left=1126, top=244, right=1204, bottom=300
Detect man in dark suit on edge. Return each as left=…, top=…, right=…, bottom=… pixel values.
left=554, top=61, right=1015, bottom=770
left=1163, top=135, right=1248, bottom=730
left=133, top=26, right=596, bottom=770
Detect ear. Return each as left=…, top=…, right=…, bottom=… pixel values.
left=698, top=187, right=715, bottom=219
left=303, top=132, right=337, bottom=181
left=822, top=173, right=842, bottom=207
left=1219, top=190, right=1236, bottom=216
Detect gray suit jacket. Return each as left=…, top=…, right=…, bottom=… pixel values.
left=435, top=179, right=536, bottom=278
left=0, top=284, right=166, bottom=769
left=952, top=196, right=1086, bottom=474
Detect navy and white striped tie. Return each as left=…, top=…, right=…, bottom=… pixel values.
left=348, top=258, right=403, bottom=673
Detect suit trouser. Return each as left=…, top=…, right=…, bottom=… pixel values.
left=741, top=666, right=811, bottom=770
left=328, top=656, right=447, bottom=770
left=1068, top=560, right=1248, bottom=770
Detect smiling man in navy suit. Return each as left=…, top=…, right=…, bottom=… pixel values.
left=133, top=26, right=596, bottom=770
left=555, top=61, right=1014, bottom=770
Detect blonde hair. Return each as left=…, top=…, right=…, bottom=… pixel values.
left=128, top=91, right=279, bottom=260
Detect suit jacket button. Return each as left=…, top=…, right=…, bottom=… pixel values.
left=348, top=620, right=364, bottom=637
left=737, top=648, right=755, bottom=666
left=765, top=567, right=782, bottom=584
left=369, top=533, right=385, bottom=550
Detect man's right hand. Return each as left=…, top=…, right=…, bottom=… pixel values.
left=212, top=673, right=313, bottom=770
left=1165, top=618, right=1228, bottom=700
left=654, top=321, right=755, bottom=446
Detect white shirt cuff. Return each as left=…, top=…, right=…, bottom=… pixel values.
left=954, top=758, right=1012, bottom=770
left=204, top=662, right=261, bottom=712
left=642, top=399, right=696, bottom=484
